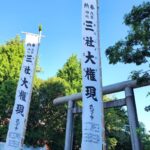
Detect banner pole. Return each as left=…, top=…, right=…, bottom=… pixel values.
left=22, top=27, right=43, bottom=142
left=96, top=0, right=106, bottom=149
left=5, top=29, right=43, bottom=150
left=81, top=0, right=105, bottom=149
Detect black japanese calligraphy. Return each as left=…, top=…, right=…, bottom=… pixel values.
left=85, top=10, right=94, bottom=20
left=15, top=119, right=20, bottom=130
left=19, top=90, right=27, bottom=101
left=85, top=86, right=97, bottom=101
left=85, top=68, right=96, bottom=81
left=84, top=133, right=100, bottom=143
left=9, top=132, right=20, bottom=139
left=85, top=10, right=89, bottom=19
left=90, top=4, right=95, bottom=10
left=26, top=55, right=32, bottom=63
left=32, top=43, right=35, bottom=47
left=89, top=104, right=94, bottom=120
left=21, top=77, right=28, bottom=88
left=84, top=3, right=95, bottom=10
left=85, top=51, right=95, bottom=64
left=27, top=43, right=31, bottom=47
left=16, top=104, right=24, bottom=117
left=24, top=66, right=31, bottom=75
left=90, top=12, right=94, bottom=19
left=85, top=20, right=94, bottom=31
left=85, top=36, right=95, bottom=47
left=27, top=43, right=35, bottom=54
left=27, top=43, right=35, bottom=48
left=84, top=3, right=89, bottom=8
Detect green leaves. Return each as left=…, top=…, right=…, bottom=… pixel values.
left=57, top=54, right=82, bottom=94
left=25, top=77, right=71, bottom=149
left=136, top=122, right=150, bottom=150
left=130, top=70, right=150, bottom=84
left=105, top=41, right=124, bottom=64
left=0, top=36, right=25, bottom=142
left=0, top=79, right=17, bottom=141
left=105, top=2, right=150, bottom=116
left=124, top=2, right=150, bottom=27
left=0, top=36, right=24, bottom=82
left=105, top=2, right=150, bottom=148
left=104, top=97, right=131, bottom=149
left=106, top=2, right=150, bottom=65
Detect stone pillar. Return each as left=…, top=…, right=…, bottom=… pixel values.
left=64, top=100, right=74, bottom=150
left=125, top=87, right=142, bottom=150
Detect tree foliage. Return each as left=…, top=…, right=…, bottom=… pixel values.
left=137, top=122, right=150, bottom=150
left=0, top=36, right=24, bottom=82
left=104, top=96, right=131, bottom=150
left=57, top=54, right=82, bottom=94
left=105, top=2, right=150, bottom=148
left=56, top=55, right=132, bottom=149
left=0, top=36, right=43, bottom=143
left=0, top=36, right=71, bottom=149
left=1, top=35, right=149, bottom=149
left=25, top=77, right=71, bottom=149
left=105, top=2, right=150, bottom=111
left=0, top=79, right=18, bottom=141
left=57, top=55, right=82, bottom=149
left=0, top=36, right=24, bottom=141
left=106, top=2, right=150, bottom=66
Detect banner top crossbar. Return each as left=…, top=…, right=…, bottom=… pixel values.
left=22, top=32, right=45, bottom=38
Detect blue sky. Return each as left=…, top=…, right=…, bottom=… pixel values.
left=0, top=0, right=149, bottom=131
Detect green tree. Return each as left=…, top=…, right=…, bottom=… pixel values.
left=57, top=54, right=82, bottom=94
left=137, top=122, right=150, bottom=150
left=0, top=79, right=18, bottom=141
left=105, top=2, right=150, bottom=111
left=25, top=77, right=71, bottom=149
left=104, top=96, right=131, bottom=150
left=106, top=2, right=150, bottom=66
left=0, top=36, right=24, bottom=141
left=0, top=36, right=71, bottom=150
left=105, top=2, right=150, bottom=149
left=0, top=36, right=24, bottom=82
left=57, top=55, right=82, bottom=149
left=56, top=55, right=132, bottom=149
left=0, top=36, right=43, bottom=142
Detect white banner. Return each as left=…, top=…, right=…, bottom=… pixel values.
left=81, top=0, right=104, bottom=149
left=5, top=33, right=41, bottom=150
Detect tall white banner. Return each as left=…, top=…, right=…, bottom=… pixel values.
left=5, top=33, right=41, bottom=150
left=81, top=0, right=104, bottom=149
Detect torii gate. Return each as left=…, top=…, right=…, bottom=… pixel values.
left=53, top=79, right=150, bottom=150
